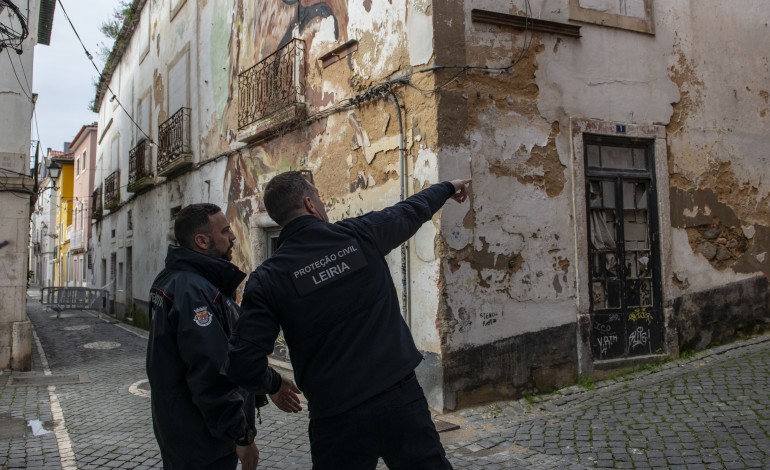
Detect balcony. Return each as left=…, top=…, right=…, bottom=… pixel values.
left=128, top=139, right=154, bottom=193
left=238, top=38, right=306, bottom=142
left=104, top=171, right=120, bottom=212
left=71, top=229, right=84, bottom=252
left=157, top=107, right=193, bottom=176
left=91, top=186, right=103, bottom=220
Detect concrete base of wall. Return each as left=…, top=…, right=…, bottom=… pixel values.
left=673, top=275, right=770, bottom=352
left=10, top=321, right=32, bottom=371
left=132, top=299, right=149, bottom=330
left=441, top=323, right=578, bottom=411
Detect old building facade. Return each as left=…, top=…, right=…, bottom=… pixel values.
left=92, top=0, right=770, bottom=411
left=0, top=0, right=55, bottom=369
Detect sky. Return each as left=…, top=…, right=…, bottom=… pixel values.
left=32, top=0, right=122, bottom=154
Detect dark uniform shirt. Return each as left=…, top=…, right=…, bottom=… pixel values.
left=146, top=245, right=277, bottom=469
left=227, top=182, right=456, bottom=419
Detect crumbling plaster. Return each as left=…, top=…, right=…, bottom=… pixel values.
left=436, top=2, right=585, bottom=351
left=659, top=1, right=770, bottom=290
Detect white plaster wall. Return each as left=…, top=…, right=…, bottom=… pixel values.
left=94, top=0, right=209, bottom=305
left=0, top=0, right=38, bottom=369
left=438, top=0, right=682, bottom=351
left=655, top=1, right=770, bottom=294
left=348, top=1, right=407, bottom=80
left=657, top=1, right=770, bottom=193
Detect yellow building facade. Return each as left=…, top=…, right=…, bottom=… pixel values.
left=52, top=155, right=74, bottom=287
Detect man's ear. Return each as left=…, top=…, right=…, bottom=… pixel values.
left=303, top=196, right=317, bottom=216
left=193, top=233, right=210, bottom=252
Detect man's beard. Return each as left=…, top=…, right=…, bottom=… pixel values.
left=207, top=238, right=232, bottom=261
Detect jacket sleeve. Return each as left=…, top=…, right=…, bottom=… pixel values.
left=225, top=273, right=283, bottom=395
left=174, top=286, right=251, bottom=440
left=352, top=181, right=455, bottom=255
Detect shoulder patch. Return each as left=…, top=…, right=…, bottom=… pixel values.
left=193, top=306, right=213, bottom=327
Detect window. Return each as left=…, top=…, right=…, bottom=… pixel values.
left=569, top=0, right=654, bottom=34
left=168, top=49, right=189, bottom=115
left=127, top=210, right=133, bottom=231
left=110, top=253, right=117, bottom=293
left=265, top=227, right=281, bottom=257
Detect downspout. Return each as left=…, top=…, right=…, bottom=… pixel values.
left=389, top=88, right=411, bottom=326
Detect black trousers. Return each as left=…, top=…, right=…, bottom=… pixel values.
left=309, top=374, right=453, bottom=470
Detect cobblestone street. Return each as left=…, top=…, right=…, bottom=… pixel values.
left=1, top=290, right=769, bottom=469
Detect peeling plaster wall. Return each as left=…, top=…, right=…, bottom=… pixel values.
left=660, top=2, right=770, bottom=288
left=432, top=0, right=770, bottom=409
left=91, top=0, right=770, bottom=412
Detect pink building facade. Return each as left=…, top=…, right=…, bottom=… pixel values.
left=69, top=124, right=98, bottom=287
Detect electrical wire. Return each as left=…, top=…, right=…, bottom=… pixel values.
left=0, top=0, right=29, bottom=53
left=4, top=47, right=34, bottom=101
left=55, top=0, right=152, bottom=143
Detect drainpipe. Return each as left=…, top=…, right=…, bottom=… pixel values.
left=389, top=88, right=411, bottom=327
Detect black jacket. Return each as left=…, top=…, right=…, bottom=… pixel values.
left=146, top=245, right=277, bottom=469
left=227, top=182, right=456, bottom=419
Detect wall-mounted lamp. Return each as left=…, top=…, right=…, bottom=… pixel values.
left=48, top=160, right=61, bottom=190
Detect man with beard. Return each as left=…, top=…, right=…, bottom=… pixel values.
left=146, top=203, right=301, bottom=470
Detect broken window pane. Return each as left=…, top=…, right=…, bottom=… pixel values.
left=607, top=280, right=621, bottom=308
left=592, top=281, right=606, bottom=309
left=602, top=181, right=615, bottom=208
left=587, top=144, right=601, bottom=167
left=632, top=148, right=647, bottom=169
left=589, top=181, right=603, bottom=207
left=590, top=209, right=616, bottom=250
left=635, top=182, right=648, bottom=208
left=602, top=146, right=633, bottom=169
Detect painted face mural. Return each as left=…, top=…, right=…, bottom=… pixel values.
left=220, top=1, right=349, bottom=276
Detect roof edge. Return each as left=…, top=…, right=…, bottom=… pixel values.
left=92, top=0, right=148, bottom=113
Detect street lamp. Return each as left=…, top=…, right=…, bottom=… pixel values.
left=48, top=160, right=61, bottom=190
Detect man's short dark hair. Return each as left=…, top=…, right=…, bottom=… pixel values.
left=174, top=203, right=222, bottom=248
left=263, top=171, right=315, bottom=225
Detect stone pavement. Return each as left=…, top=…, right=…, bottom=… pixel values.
left=0, top=289, right=768, bottom=469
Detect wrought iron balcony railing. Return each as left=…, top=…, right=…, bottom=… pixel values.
left=91, top=186, right=102, bottom=220
left=238, top=38, right=306, bottom=138
left=128, top=138, right=153, bottom=192
left=104, top=170, right=120, bottom=211
left=158, top=107, right=192, bottom=176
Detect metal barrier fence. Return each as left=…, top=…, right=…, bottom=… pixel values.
left=40, top=287, right=110, bottom=317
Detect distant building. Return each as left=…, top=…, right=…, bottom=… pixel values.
left=91, top=1, right=770, bottom=411
left=69, top=124, right=98, bottom=287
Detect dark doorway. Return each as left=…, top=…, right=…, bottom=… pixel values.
left=584, top=135, right=664, bottom=360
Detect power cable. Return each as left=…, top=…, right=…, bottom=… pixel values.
left=55, top=0, right=152, bottom=144
left=5, top=47, right=33, bottom=100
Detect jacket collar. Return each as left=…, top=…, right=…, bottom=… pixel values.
left=164, top=245, right=246, bottom=296
left=277, top=215, right=324, bottom=247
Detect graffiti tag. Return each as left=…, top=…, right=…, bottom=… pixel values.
left=597, top=335, right=618, bottom=357
left=480, top=312, right=498, bottom=327
left=594, top=322, right=614, bottom=334
left=628, top=308, right=653, bottom=323
left=628, top=327, right=650, bottom=352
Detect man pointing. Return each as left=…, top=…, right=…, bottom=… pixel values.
left=228, top=172, right=470, bottom=469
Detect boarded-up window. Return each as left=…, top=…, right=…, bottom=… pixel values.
left=569, top=0, right=654, bottom=34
